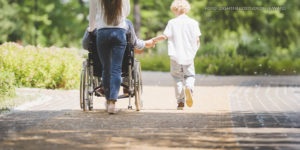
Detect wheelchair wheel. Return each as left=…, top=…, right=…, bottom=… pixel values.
left=134, top=60, right=143, bottom=111
left=82, top=61, right=88, bottom=111
left=88, top=62, right=94, bottom=111
left=82, top=60, right=94, bottom=111
left=80, top=61, right=86, bottom=109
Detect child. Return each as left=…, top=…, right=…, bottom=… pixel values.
left=152, top=0, right=201, bottom=110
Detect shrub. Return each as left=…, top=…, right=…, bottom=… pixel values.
left=237, top=38, right=270, bottom=58
left=292, top=45, right=300, bottom=59
left=197, top=56, right=300, bottom=75
left=137, top=53, right=170, bottom=72
left=0, top=70, right=16, bottom=99
left=0, top=42, right=82, bottom=89
left=136, top=52, right=300, bottom=75
left=197, top=42, right=220, bottom=57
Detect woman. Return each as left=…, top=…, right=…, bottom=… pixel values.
left=88, top=0, right=131, bottom=114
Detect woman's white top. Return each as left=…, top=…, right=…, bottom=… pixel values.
left=163, top=14, right=201, bottom=65
left=89, top=0, right=130, bottom=31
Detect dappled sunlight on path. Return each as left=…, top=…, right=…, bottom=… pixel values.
left=1, top=75, right=300, bottom=149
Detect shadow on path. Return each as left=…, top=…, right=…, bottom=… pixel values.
left=0, top=110, right=299, bottom=150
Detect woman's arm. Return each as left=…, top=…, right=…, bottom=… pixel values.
left=88, top=0, right=97, bottom=32
left=126, top=19, right=145, bottom=49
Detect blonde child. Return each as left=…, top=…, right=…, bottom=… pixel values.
left=152, top=0, right=201, bottom=110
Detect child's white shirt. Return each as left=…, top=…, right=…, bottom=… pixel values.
left=163, top=14, right=201, bottom=65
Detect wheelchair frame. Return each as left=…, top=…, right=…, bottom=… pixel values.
left=80, top=33, right=143, bottom=112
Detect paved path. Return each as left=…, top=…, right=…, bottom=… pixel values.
left=0, top=73, right=300, bottom=150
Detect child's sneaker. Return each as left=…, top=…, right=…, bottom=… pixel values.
left=185, top=88, right=193, bottom=107
left=107, top=101, right=116, bottom=114
left=177, top=102, right=184, bottom=110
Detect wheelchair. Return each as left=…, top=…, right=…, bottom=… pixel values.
left=80, top=32, right=143, bottom=112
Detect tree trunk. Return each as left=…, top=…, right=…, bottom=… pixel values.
left=78, top=0, right=84, bottom=6
left=78, top=0, right=87, bottom=23
left=133, top=0, right=141, bottom=38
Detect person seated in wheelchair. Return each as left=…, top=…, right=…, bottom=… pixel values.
left=83, top=19, right=153, bottom=52
left=121, top=19, right=154, bottom=97
left=125, top=19, right=154, bottom=51
left=83, top=19, right=154, bottom=97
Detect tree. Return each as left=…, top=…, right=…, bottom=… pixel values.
left=1, top=0, right=299, bottom=54
left=133, top=0, right=141, bottom=38
left=0, top=0, right=89, bottom=47
left=0, top=0, right=22, bottom=44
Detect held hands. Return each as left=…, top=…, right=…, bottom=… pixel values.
left=145, top=35, right=167, bottom=48
left=135, top=35, right=169, bottom=53
left=145, top=39, right=156, bottom=48
left=135, top=39, right=156, bottom=54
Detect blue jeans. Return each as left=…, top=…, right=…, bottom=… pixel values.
left=97, top=28, right=127, bottom=101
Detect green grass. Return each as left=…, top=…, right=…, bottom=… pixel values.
left=0, top=42, right=83, bottom=110
left=0, top=70, right=16, bottom=101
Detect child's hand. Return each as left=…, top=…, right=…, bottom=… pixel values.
left=152, top=35, right=167, bottom=43
left=145, top=39, right=156, bottom=48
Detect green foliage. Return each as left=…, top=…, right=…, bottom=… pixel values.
left=140, top=0, right=300, bottom=55
left=197, top=42, right=220, bottom=56
left=192, top=0, right=300, bottom=50
left=1, top=0, right=299, bottom=75
left=136, top=0, right=300, bottom=75
left=137, top=53, right=170, bottom=72
left=236, top=38, right=270, bottom=58
left=1, top=0, right=299, bottom=51
left=0, top=70, right=16, bottom=99
left=293, top=45, right=300, bottom=59
left=137, top=0, right=173, bottom=39
left=0, top=0, right=88, bottom=47
left=137, top=53, right=300, bottom=75
left=0, top=43, right=82, bottom=89
left=0, top=0, right=19, bottom=43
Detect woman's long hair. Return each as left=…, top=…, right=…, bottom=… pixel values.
left=101, top=0, right=123, bottom=26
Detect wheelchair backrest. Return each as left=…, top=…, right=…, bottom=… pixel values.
left=121, top=33, right=135, bottom=76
